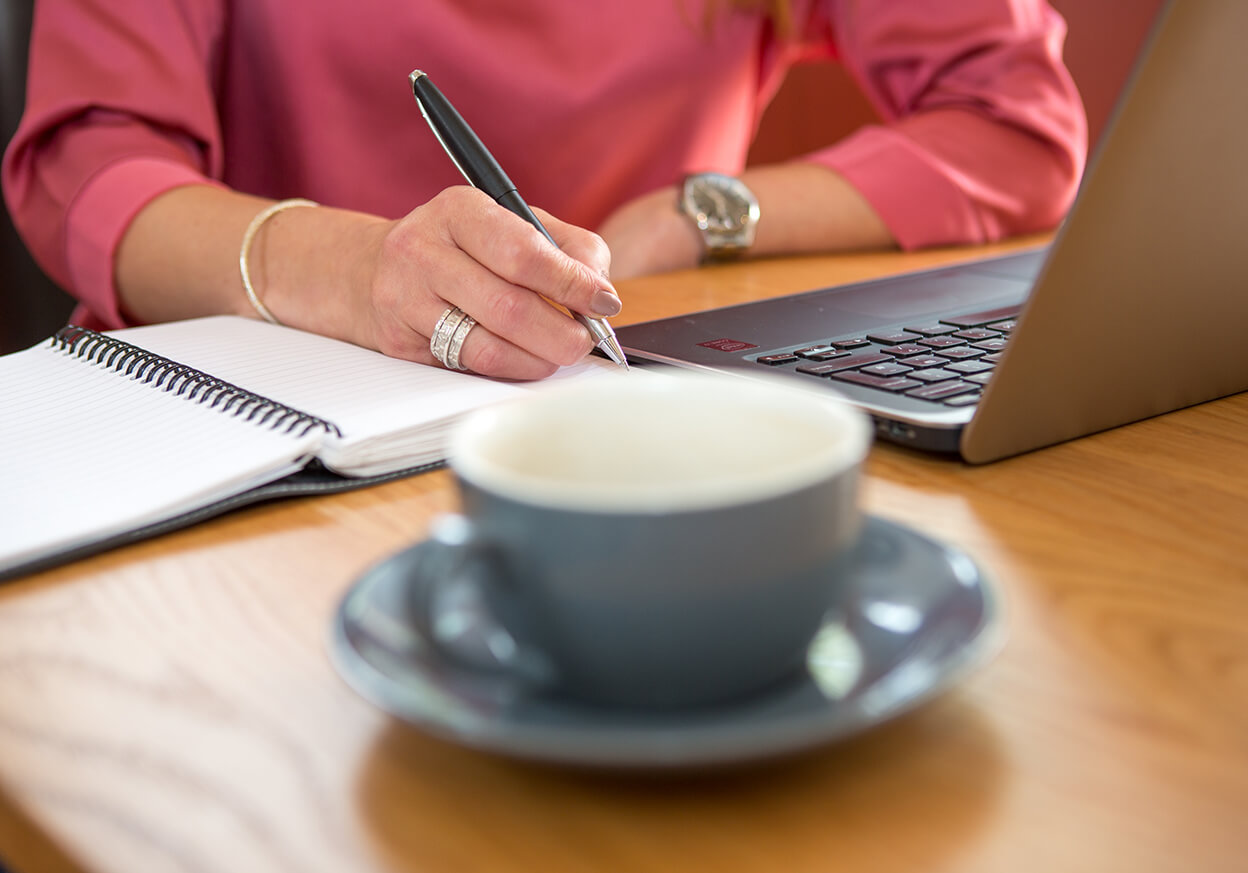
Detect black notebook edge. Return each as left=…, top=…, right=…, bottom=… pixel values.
left=0, top=459, right=445, bottom=584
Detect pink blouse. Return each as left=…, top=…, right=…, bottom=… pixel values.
left=2, top=0, right=1086, bottom=331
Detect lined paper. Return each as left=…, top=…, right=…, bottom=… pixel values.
left=0, top=339, right=320, bottom=572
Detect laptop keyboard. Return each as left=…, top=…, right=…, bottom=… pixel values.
left=751, top=304, right=1021, bottom=408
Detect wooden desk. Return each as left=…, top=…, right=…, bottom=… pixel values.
left=1, top=242, right=1245, bottom=873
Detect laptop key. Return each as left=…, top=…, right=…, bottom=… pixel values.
left=794, top=345, right=841, bottom=359
left=805, top=349, right=853, bottom=361
left=971, top=338, right=1009, bottom=352
left=756, top=353, right=799, bottom=366
left=943, top=392, right=983, bottom=407
left=866, top=329, right=922, bottom=345
left=935, top=347, right=986, bottom=360
left=946, top=360, right=995, bottom=374
left=795, top=351, right=892, bottom=376
left=831, top=371, right=923, bottom=392
left=918, top=335, right=967, bottom=349
left=906, top=380, right=980, bottom=400
left=860, top=361, right=914, bottom=377
left=953, top=328, right=1000, bottom=340
left=831, top=337, right=871, bottom=349
left=986, top=319, right=1017, bottom=332
left=906, top=367, right=961, bottom=383
left=893, top=354, right=947, bottom=368
left=880, top=343, right=930, bottom=357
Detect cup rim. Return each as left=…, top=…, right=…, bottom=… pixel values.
left=450, top=371, right=871, bottom=513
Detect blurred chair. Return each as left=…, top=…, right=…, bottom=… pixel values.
left=2, top=0, right=75, bottom=354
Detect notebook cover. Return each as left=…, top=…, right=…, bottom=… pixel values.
left=0, top=460, right=444, bottom=583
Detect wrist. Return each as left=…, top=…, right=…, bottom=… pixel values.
left=239, top=199, right=319, bottom=324
left=667, top=189, right=708, bottom=267
left=254, top=203, right=389, bottom=344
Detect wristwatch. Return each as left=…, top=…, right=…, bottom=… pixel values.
left=679, top=173, right=761, bottom=262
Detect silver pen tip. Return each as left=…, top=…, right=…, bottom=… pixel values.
left=598, top=335, right=630, bottom=368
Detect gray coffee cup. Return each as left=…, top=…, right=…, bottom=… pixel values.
left=408, top=370, right=871, bottom=710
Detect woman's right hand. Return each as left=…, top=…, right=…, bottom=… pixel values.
left=347, top=186, right=620, bottom=380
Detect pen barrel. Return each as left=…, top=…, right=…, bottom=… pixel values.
left=411, top=75, right=514, bottom=197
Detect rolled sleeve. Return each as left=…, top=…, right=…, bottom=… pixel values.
left=812, top=124, right=984, bottom=249
left=800, top=0, right=1087, bottom=248
left=65, top=157, right=221, bottom=328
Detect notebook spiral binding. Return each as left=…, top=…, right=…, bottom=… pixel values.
left=52, top=325, right=343, bottom=438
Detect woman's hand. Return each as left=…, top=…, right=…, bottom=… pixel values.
left=353, top=186, right=620, bottom=380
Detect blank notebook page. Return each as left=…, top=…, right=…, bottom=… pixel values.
left=0, top=338, right=322, bottom=570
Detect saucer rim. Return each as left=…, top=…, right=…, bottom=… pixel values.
left=329, top=515, right=1004, bottom=769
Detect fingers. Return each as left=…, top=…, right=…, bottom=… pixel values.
left=362, top=189, right=598, bottom=379
left=534, top=206, right=614, bottom=283
left=447, top=194, right=622, bottom=319
left=365, top=187, right=623, bottom=380
left=436, top=261, right=595, bottom=375
left=371, top=262, right=583, bottom=381
left=428, top=305, right=563, bottom=381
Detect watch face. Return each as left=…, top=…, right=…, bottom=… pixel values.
left=681, top=173, right=760, bottom=258
left=686, top=175, right=754, bottom=232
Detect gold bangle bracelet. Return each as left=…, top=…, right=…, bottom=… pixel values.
left=239, top=198, right=319, bottom=324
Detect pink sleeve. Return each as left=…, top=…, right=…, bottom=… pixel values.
left=1, top=0, right=227, bottom=328
left=808, top=0, right=1088, bottom=249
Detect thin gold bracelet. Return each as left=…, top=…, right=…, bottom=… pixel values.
left=239, top=198, right=319, bottom=324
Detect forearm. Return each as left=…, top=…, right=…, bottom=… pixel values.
left=114, top=185, right=387, bottom=345
left=597, top=162, right=895, bottom=279
left=742, top=162, right=895, bottom=256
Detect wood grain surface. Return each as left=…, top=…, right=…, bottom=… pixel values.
left=1, top=240, right=1245, bottom=873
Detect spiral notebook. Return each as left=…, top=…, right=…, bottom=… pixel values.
left=0, top=316, right=617, bottom=580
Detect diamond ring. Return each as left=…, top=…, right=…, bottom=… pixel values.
left=430, top=306, right=470, bottom=368
left=444, top=313, right=477, bottom=371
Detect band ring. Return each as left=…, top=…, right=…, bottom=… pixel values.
left=430, top=306, right=474, bottom=370
left=430, top=306, right=465, bottom=366
left=445, top=314, right=477, bottom=371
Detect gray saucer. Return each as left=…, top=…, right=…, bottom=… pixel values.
left=329, top=516, right=1003, bottom=769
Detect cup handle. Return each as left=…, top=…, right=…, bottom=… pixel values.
left=406, top=513, right=557, bottom=688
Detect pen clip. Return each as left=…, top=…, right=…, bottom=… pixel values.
left=409, top=70, right=475, bottom=189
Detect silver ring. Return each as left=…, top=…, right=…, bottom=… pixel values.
left=430, top=306, right=468, bottom=367
left=445, top=314, right=477, bottom=371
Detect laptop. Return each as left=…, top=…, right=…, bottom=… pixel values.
left=615, top=0, right=1248, bottom=463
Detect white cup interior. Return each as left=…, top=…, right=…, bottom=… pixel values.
left=451, top=370, right=871, bottom=513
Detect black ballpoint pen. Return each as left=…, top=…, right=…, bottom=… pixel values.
left=409, top=70, right=629, bottom=368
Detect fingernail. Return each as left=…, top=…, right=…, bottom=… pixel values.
left=591, top=288, right=622, bottom=316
